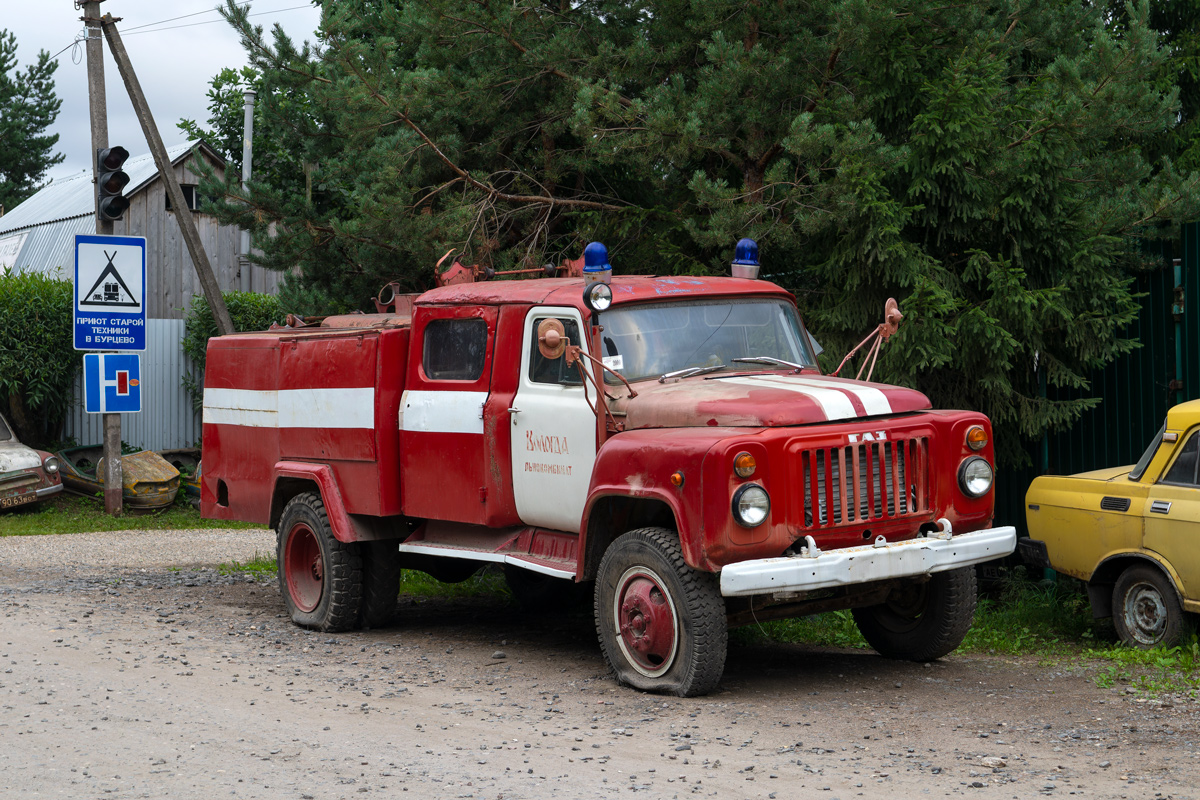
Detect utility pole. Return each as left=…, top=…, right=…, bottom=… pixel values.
left=239, top=88, right=256, bottom=292
left=81, top=0, right=122, bottom=516
left=100, top=12, right=236, bottom=337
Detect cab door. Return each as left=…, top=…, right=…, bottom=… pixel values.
left=1143, top=427, right=1200, bottom=600
left=509, top=307, right=597, bottom=532
left=399, top=305, right=497, bottom=524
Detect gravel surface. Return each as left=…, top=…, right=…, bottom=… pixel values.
left=2, top=529, right=1200, bottom=799
left=0, top=527, right=273, bottom=570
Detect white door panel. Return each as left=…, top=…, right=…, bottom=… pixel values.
left=511, top=307, right=597, bottom=533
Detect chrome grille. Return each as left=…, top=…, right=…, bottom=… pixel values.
left=801, top=438, right=929, bottom=527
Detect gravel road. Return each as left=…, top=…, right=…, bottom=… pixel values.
left=2, top=528, right=1199, bottom=799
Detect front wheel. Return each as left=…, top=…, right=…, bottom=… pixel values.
left=594, top=528, right=726, bottom=697
left=1112, top=565, right=1186, bottom=648
left=277, top=492, right=363, bottom=632
left=852, top=567, right=977, bottom=661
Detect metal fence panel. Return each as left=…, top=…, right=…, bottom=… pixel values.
left=65, top=319, right=200, bottom=451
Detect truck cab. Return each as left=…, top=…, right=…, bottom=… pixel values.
left=202, top=241, right=1015, bottom=696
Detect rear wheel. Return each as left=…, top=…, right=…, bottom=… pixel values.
left=1112, top=565, right=1186, bottom=648
left=594, top=528, right=726, bottom=697
left=277, top=492, right=362, bottom=632
left=360, top=540, right=402, bottom=630
left=852, top=567, right=977, bottom=661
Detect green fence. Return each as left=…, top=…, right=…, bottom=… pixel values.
left=993, top=222, right=1200, bottom=535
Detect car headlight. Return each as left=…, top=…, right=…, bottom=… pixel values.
left=42, top=456, right=60, bottom=474
left=732, top=484, right=770, bottom=527
left=958, top=456, right=993, bottom=497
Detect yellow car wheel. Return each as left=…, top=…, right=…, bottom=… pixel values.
left=1112, top=566, right=1186, bottom=648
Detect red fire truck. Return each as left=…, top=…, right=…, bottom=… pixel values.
left=201, top=239, right=1015, bottom=696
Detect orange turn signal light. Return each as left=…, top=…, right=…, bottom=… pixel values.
left=733, top=452, right=756, bottom=478
left=966, top=425, right=988, bottom=451
left=670, top=471, right=685, bottom=487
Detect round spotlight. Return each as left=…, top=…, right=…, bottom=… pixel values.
left=583, top=281, right=613, bottom=312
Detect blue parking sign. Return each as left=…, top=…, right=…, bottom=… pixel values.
left=84, top=353, right=142, bottom=414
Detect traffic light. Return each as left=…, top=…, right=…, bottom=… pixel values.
left=96, top=146, right=131, bottom=221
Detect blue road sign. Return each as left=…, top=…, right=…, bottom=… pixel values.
left=83, top=353, right=142, bottom=414
left=74, top=234, right=146, bottom=351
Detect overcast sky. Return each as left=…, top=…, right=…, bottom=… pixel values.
left=4, top=0, right=322, bottom=184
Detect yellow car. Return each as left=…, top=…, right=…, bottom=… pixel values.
left=1023, top=398, right=1200, bottom=648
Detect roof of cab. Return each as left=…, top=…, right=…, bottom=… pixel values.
left=416, top=275, right=793, bottom=307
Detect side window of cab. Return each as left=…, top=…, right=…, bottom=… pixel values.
left=423, top=318, right=488, bottom=381
left=1161, top=431, right=1200, bottom=487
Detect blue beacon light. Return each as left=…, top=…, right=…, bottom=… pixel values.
left=583, top=241, right=612, bottom=285
left=731, top=237, right=760, bottom=279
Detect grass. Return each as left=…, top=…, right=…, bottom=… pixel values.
left=217, top=552, right=277, bottom=579
left=0, top=493, right=262, bottom=536
left=1085, top=638, right=1200, bottom=695
left=396, top=566, right=511, bottom=599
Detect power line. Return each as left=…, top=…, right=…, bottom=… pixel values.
left=122, top=4, right=314, bottom=36
left=120, top=1, right=255, bottom=33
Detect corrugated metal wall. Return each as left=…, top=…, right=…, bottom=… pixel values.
left=64, top=319, right=201, bottom=451
left=994, top=223, right=1200, bottom=534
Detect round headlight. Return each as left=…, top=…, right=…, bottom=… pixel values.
left=42, top=456, right=60, bottom=474
left=958, top=456, right=993, bottom=497
left=582, top=281, right=613, bottom=312
left=732, top=484, right=770, bottom=527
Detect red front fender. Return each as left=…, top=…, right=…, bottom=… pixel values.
left=579, top=427, right=748, bottom=578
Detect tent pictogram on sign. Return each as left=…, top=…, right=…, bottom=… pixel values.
left=79, top=250, right=139, bottom=308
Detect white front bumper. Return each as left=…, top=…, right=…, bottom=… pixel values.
left=718, top=526, right=1017, bottom=597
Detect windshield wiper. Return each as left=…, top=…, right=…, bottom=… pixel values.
left=659, top=364, right=726, bottom=383
left=732, top=356, right=807, bottom=372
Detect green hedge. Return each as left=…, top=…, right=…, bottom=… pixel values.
left=182, top=291, right=284, bottom=406
left=0, top=272, right=79, bottom=447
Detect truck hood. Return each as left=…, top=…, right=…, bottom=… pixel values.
left=620, top=372, right=931, bottom=428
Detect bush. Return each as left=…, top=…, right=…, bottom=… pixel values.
left=0, top=272, right=79, bottom=447
left=182, top=291, right=284, bottom=405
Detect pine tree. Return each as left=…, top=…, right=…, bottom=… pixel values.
left=203, top=0, right=1199, bottom=464
left=0, top=30, right=63, bottom=213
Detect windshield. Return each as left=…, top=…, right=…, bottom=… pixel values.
left=1129, top=423, right=1166, bottom=481
left=0, top=414, right=10, bottom=442
left=599, top=298, right=817, bottom=383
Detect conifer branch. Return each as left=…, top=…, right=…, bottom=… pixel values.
left=338, top=53, right=625, bottom=213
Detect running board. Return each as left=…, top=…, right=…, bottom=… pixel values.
left=396, top=521, right=578, bottom=580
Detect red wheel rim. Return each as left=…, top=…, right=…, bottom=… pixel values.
left=613, top=566, right=679, bottom=678
left=284, top=523, right=323, bottom=613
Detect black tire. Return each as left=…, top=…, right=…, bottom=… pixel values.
left=852, top=567, right=977, bottom=661
left=504, top=565, right=580, bottom=611
left=360, top=540, right=402, bottom=630
left=276, top=492, right=362, bottom=632
left=594, top=527, right=727, bottom=697
left=1112, top=565, right=1187, bottom=648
